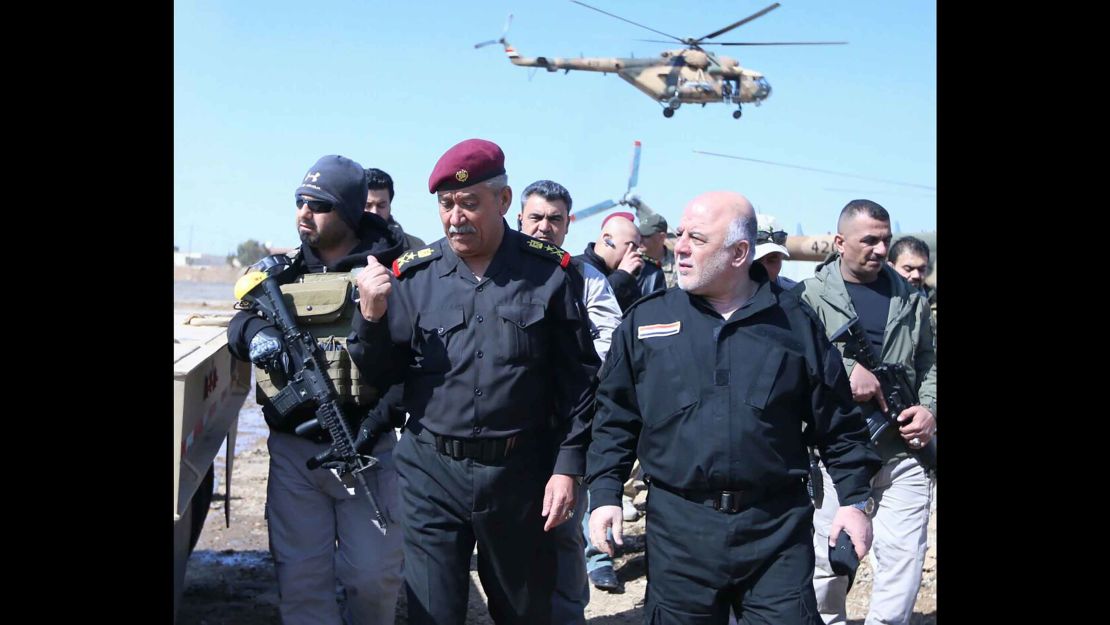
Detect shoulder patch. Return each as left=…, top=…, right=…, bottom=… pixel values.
left=520, top=236, right=571, bottom=268
left=637, top=321, right=681, bottom=339
left=621, top=287, right=669, bottom=318
left=392, top=245, right=441, bottom=278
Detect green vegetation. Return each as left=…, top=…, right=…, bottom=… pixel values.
left=236, top=239, right=270, bottom=266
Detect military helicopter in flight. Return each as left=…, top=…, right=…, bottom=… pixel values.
left=475, top=2, right=845, bottom=119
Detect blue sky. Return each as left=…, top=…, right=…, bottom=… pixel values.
left=174, top=0, right=935, bottom=257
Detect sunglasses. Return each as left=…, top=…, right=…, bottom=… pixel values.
left=756, top=229, right=787, bottom=245
left=296, top=196, right=335, bottom=214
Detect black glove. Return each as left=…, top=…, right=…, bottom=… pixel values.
left=247, top=326, right=284, bottom=368
left=353, top=411, right=394, bottom=456
left=307, top=411, right=393, bottom=473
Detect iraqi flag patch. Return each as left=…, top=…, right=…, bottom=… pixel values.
left=637, top=321, right=681, bottom=339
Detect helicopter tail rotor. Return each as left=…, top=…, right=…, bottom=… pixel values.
left=475, top=13, right=514, bottom=49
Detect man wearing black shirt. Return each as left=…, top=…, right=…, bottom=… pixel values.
left=348, top=139, right=599, bottom=625
left=586, top=191, right=880, bottom=624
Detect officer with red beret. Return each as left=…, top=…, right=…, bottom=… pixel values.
left=348, top=139, right=601, bottom=625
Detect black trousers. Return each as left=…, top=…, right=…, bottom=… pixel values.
left=643, top=482, right=822, bottom=625
left=394, top=426, right=555, bottom=625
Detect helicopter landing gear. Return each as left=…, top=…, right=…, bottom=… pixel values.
left=663, top=98, right=680, bottom=118
left=732, top=107, right=742, bottom=119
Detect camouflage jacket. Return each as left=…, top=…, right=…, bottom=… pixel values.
left=658, top=246, right=677, bottom=289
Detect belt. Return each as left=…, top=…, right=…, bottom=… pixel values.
left=433, top=433, right=521, bottom=464
left=649, top=478, right=786, bottom=514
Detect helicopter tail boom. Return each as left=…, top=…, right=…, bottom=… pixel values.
left=508, top=56, right=629, bottom=73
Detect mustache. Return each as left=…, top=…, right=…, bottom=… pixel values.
left=448, top=225, right=478, bottom=235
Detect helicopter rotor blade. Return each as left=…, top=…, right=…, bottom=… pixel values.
left=570, top=199, right=619, bottom=223
left=626, top=140, right=641, bottom=193
left=693, top=150, right=937, bottom=191
left=502, top=13, right=513, bottom=36
left=570, top=0, right=684, bottom=44
left=474, top=40, right=500, bottom=49
left=705, top=41, right=848, bottom=46
left=698, top=2, right=781, bottom=42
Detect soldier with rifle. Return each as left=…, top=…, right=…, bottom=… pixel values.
left=226, top=155, right=405, bottom=625
left=795, top=199, right=937, bottom=625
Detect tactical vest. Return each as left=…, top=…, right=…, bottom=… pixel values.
left=254, top=270, right=378, bottom=408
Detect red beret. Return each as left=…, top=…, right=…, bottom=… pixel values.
left=602, top=211, right=636, bottom=227
left=428, top=139, right=507, bottom=193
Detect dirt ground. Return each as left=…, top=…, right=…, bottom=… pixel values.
left=179, top=422, right=936, bottom=624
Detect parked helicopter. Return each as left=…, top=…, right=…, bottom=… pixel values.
left=475, top=2, right=845, bottom=119
left=571, top=140, right=662, bottom=224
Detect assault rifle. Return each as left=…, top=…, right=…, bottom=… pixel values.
left=830, top=319, right=936, bottom=476
left=234, top=255, right=388, bottom=534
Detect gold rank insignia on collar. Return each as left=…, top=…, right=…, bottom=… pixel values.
left=637, top=321, right=681, bottom=339
left=392, top=245, right=441, bottom=278
left=521, top=237, right=572, bottom=268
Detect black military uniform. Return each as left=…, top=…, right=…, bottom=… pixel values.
left=586, top=262, right=880, bottom=625
left=349, top=222, right=599, bottom=625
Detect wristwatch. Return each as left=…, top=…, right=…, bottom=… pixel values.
left=850, top=496, right=876, bottom=517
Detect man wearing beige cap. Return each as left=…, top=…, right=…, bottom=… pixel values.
left=753, top=214, right=797, bottom=289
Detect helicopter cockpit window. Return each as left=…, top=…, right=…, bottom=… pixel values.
left=754, top=77, right=772, bottom=100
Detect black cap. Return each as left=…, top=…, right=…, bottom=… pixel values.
left=294, top=155, right=368, bottom=231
